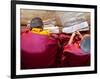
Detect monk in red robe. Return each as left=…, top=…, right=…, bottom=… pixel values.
left=61, top=31, right=90, bottom=67
left=21, top=17, right=59, bottom=69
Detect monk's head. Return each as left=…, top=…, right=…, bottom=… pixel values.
left=30, top=17, right=43, bottom=29
left=80, top=34, right=90, bottom=53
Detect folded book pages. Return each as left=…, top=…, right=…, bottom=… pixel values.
left=44, top=25, right=60, bottom=33
left=62, top=21, right=89, bottom=33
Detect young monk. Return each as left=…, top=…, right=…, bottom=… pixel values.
left=61, top=31, right=90, bottom=67
left=64, top=31, right=90, bottom=54
left=21, top=17, right=59, bottom=69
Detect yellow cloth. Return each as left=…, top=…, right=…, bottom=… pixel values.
left=31, top=28, right=49, bottom=35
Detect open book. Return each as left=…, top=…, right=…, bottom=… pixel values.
left=62, top=21, right=89, bottom=33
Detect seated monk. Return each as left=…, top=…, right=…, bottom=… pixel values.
left=61, top=31, right=90, bottom=67
left=21, top=17, right=59, bottom=69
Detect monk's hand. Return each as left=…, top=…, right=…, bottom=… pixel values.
left=72, top=32, right=76, bottom=37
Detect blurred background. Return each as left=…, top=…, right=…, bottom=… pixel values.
left=20, top=9, right=90, bottom=33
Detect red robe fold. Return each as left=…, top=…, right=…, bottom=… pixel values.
left=21, top=31, right=58, bottom=69
left=62, top=43, right=90, bottom=67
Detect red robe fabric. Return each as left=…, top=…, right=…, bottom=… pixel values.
left=61, top=43, right=90, bottom=67
left=21, top=28, right=90, bottom=68
left=21, top=31, right=58, bottom=69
